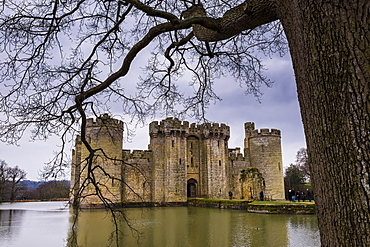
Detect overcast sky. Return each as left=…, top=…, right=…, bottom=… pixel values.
left=0, top=52, right=306, bottom=181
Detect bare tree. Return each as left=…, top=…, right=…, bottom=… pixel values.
left=7, top=165, right=27, bottom=201
left=0, top=0, right=369, bottom=246
left=295, top=147, right=310, bottom=181
left=0, top=161, right=26, bottom=201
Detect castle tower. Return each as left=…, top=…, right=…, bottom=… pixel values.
left=199, top=122, right=230, bottom=199
left=149, top=117, right=188, bottom=202
left=245, top=124, right=285, bottom=200
left=75, top=114, right=124, bottom=206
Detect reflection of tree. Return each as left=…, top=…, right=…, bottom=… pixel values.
left=67, top=208, right=138, bottom=247
left=0, top=210, right=25, bottom=239
left=287, top=215, right=320, bottom=244
left=240, top=167, right=265, bottom=200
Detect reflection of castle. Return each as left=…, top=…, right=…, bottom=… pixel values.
left=70, top=114, right=284, bottom=206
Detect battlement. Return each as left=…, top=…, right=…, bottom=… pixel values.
left=228, top=147, right=245, bottom=160
left=149, top=117, right=189, bottom=134
left=149, top=117, right=230, bottom=138
left=244, top=122, right=255, bottom=131
left=250, top=128, right=281, bottom=137
left=200, top=122, right=230, bottom=133
left=86, top=113, right=124, bottom=129
left=199, top=122, right=230, bottom=140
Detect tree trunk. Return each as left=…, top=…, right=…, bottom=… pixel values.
left=277, top=0, right=370, bottom=246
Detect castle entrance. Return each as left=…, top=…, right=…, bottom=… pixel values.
left=187, top=179, right=197, bottom=197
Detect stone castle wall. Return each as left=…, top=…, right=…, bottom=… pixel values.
left=71, top=115, right=285, bottom=206
left=122, top=150, right=152, bottom=202
left=228, top=148, right=249, bottom=199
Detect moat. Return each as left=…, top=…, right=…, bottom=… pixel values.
left=0, top=201, right=320, bottom=246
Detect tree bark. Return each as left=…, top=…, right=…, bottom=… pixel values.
left=276, top=1, right=370, bottom=246
left=191, top=0, right=370, bottom=245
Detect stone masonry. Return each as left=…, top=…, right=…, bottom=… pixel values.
left=71, top=114, right=285, bottom=207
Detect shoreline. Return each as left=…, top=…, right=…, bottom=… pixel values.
left=187, top=198, right=315, bottom=214
left=80, top=198, right=316, bottom=214
left=1, top=198, right=315, bottom=214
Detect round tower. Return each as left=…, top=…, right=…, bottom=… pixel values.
left=247, top=127, right=284, bottom=200
left=79, top=113, right=124, bottom=206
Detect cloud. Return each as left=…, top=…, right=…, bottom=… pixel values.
left=125, top=54, right=306, bottom=171
left=0, top=49, right=306, bottom=181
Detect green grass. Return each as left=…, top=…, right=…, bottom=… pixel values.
left=188, top=198, right=251, bottom=203
left=249, top=200, right=315, bottom=205
left=187, top=198, right=315, bottom=205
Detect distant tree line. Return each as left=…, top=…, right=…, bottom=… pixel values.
left=0, top=159, right=69, bottom=201
left=21, top=180, right=70, bottom=200
left=284, top=148, right=312, bottom=199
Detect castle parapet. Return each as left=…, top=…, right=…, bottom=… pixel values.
left=200, top=122, right=230, bottom=139
left=149, top=117, right=230, bottom=139
left=228, top=147, right=245, bottom=160
left=149, top=117, right=190, bottom=136
left=86, top=113, right=124, bottom=129
left=250, top=128, right=281, bottom=137
left=244, top=122, right=255, bottom=131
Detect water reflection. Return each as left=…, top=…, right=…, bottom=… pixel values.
left=287, top=215, right=321, bottom=246
left=70, top=207, right=320, bottom=247
left=0, top=202, right=320, bottom=247
left=0, top=201, right=70, bottom=247
left=0, top=210, right=25, bottom=241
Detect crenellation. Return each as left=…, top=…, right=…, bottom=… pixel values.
left=244, top=122, right=255, bottom=131
left=72, top=114, right=285, bottom=207
left=260, top=128, right=270, bottom=134
left=228, top=148, right=245, bottom=162
left=250, top=128, right=282, bottom=137
left=271, top=129, right=281, bottom=135
left=149, top=117, right=191, bottom=136
left=86, top=113, right=124, bottom=129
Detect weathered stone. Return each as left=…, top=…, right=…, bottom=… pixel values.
left=71, top=114, right=285, bottom=207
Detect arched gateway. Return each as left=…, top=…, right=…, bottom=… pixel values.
left=187, top=178, right=197, bottom=197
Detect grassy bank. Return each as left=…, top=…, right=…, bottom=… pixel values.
left=187, top=199, right=315, bottom=214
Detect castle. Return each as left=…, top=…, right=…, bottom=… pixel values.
left=70, top=114, right=285, bottom=207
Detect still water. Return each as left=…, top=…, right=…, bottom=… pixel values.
left=0, top=201, right=320, bottom=247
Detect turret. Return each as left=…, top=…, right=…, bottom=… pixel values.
left=246, top=126, right=284, bottom=200
left=78, top=114, right=124, bottom=206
